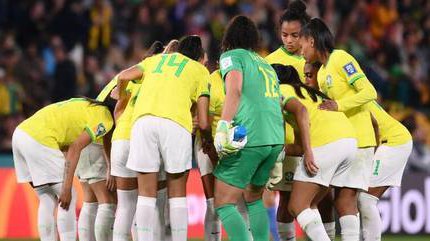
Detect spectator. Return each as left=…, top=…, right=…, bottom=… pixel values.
left=51, top=40, right=77, bottom=102
left=86, top=0, right=112, bottom=56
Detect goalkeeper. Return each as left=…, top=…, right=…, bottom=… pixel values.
left=212, top=15, right=285, bottom=241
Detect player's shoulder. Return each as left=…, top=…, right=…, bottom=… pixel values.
left=265, top=47, right=283, bottom=62
left=331, top=49, right=355, bottom=62
left=221, top=48, right=250, bottom=59
left=210, top=69, right=222, bottom=79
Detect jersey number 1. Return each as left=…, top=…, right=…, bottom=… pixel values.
left=153, top=54, right=189, bottom=77
left=259, top=67, right=279, bottom=98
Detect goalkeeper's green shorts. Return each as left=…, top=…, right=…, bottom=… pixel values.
left=214, top=144, right=283, bottom=189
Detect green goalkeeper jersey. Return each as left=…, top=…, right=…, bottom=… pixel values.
left=219, top=48, right=284, bottom=147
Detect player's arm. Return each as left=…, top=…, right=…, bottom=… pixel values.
left=59, top=131, right=92, bottom=210
left=197, top=95, right=212, bottom=143
left=220, top=70, right=242, bottom=121
left=117, top=66, right=144, bottom=100
left=102, top=129, right=115, bottom=191
left=283, top=98, right=317, bottom=175
left=286, top=129, right=304, bottom=156
left=113, top=88, right=131, bottom=122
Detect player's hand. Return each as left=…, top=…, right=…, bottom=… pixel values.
left=192, top=116, right=199, bottom=134
left=267, top=161, right=283, bottom=190
left=59, top=187, right=72, bottom=210
left=106, top=169, right=116, bottom=192
left=214, top=120, right=234, bottom=155
left=303, top=150, right=318, bottom=176
left=318, top=100, right=338, bottom=111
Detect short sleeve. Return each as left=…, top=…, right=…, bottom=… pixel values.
left=337, top=51, right=366, bottom=85
left=85, top=109, right=114, bottom=141
left=279, top=85, right=296, bottom=107
left=192, top=67, right=210, bottom=102
left=219, top=50, right=244, bottom=80
left=209, top=71, right=223, bottom=115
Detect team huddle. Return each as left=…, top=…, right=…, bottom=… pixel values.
left=11, top=1, right=413, bottom=241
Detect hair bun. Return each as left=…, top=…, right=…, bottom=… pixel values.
left=288, top=0, right=307, bottom=15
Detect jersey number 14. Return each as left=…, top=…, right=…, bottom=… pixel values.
left=153, top=54, right=189, bottom=77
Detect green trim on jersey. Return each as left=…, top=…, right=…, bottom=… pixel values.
left=280, top=46, right=304, bottom=60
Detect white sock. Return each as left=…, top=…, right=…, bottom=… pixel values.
left=277, top=222, right=296, bottom=241
left=324, top=222, right=336, bottom=240
left=35, top=186, right=58, bottom=241
left=113, top=189, right=138, bottom=241
left=95, top=203, right=116, bottom=241
left=297, top=208, right=330, bottom=241
left=78, top=202, right=98, bottom=241
left=136, top=196, right=157, bottom=241
left=237, top=197, right=252, bottom=240
left=169, top=197, right=188, bottom=241
left=131, top=215, right=137, bottom=241
left=52, top=184, right=77, bottom=241
left=204, top=198, right=221, bottom=241
left=154, top=188, right=167, bottom=241
left=339, top=214, right=360, bottom=241
left=358, top=192, right=381, bottom=241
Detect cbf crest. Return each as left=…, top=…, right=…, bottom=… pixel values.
left=95, top=123, right=107, bottom=137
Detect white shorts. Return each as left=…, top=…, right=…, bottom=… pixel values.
left=127, top=116, right=192, bottom=174
left=194, top=136, right=214, bottom=177
left=370, top=141, right=412, bottom=187
left=76, top=143, right=107, bottom=184
left=111, top=140, right=136, bottom=178
left=12, top=129, right=65, bottom=186
left=294, top=138, right=360, bottom=188
left=271, top=156, right=301, bottom=192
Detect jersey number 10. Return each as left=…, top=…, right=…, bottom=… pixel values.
left=153, top=54, right=189, bottom=77
left=259, top=67, right=279, bottom=98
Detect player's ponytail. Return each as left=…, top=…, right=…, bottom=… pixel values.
left=279, top=0, right=310, bottom=26
left=271, top=64, right=329, bottom=102
left=82, top=97, right=116, bottom=118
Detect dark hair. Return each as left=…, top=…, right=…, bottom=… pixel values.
left=144, top=41, right=164, bottom=58
left=177, top=35, right=204, bottom=61
left=221, top=15, right=260, bottom=52
left=83, top=97, right=116, bottom=117
left=301, top=18, right=334, bottom=54
left=279, top=0, right=310, bottom=26
left=271, top=64, right=329, bottom=102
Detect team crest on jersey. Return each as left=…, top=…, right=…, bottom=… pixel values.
left=326, top=75, right=333, bottom=88
left=343, top=62, right=357, bottom=76
left=220, top=57, right=233, bottom=70
left=95, top=123, right=106, bottom=137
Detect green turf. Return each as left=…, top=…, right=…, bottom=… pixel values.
left=2, top=236, right=430, bottom=241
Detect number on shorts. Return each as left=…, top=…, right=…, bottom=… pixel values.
left=152, top=54, right=189, bottom=77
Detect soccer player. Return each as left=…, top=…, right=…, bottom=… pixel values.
left=117, top=35, right=212, bottom=241
left=108, top=41, right=166, bottom=241
left=272, top=64, right=360, bottom=241
left=359, top=101, right=412, bottom=240
left=264, top=1, right=310, bottom=240
left=213, top=15, right=285, bottom=241
left=12, top=97, right=116, bottom=241
left=300, top=18, right=378, bottom=240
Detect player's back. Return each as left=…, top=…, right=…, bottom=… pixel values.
left=132, top=53, right=210, bottom=132
left=18, top=98, right=113, bottom=149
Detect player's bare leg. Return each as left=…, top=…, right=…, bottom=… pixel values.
left=289, top=181, right=331, bottom=241
left=335, top=187, right=360, bottom=241
left=277, top=191, right=296, bottom=241
left=79, top=182, right=98, bottom=241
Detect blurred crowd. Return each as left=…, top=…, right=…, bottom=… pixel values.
left=0, top=0, right=430, bottom=172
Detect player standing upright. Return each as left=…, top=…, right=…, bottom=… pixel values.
left=213, top=15, right=285, bottom=241
left=117, top=35, right=212, bottom=241
left=265, top=2, right=313, bottom=240
left=300, top=18, right=378, bottom=241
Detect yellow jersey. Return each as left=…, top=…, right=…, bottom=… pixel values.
left=112, top=82, right=141, bottom=141
left=132, top=53, right=210, bottom=132
left=265, top=46, right=306, bottom=83
left=265, top=46, right=306, bottom=144
left=96, top=76, right=117, bottom=101
left=281, top=85, right=356, bottom=147
left=365, top=101, right=412, bottom=146
left=18, top=98, right=114, bottom=150
left=317, top=49, right=377, bottom=148
left=209, top=70, right=225, bottom=137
